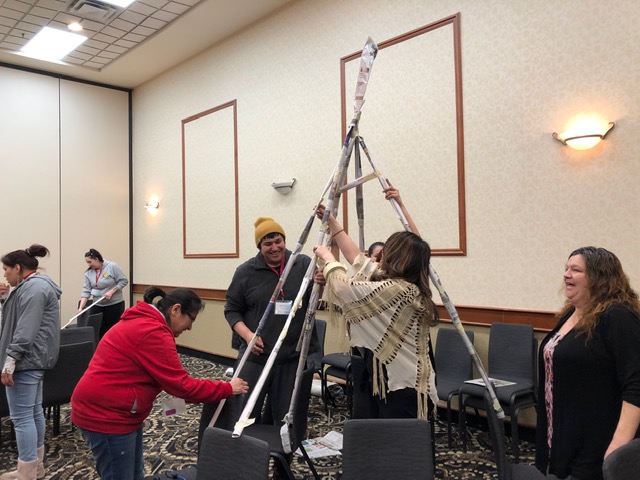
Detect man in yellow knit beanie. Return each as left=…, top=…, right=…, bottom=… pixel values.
left=199, top=216, right=319, bottom=464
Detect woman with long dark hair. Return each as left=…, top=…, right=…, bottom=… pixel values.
left=1, top=245, right=61, bottom=479
left=71, top=287, right=248, bottom=480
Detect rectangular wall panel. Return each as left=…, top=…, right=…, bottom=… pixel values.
left=59, top=80, right=130, bottom=323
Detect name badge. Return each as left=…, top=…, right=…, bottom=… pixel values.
left=162, top=395, right=186, bottom=417
left=275, top=300, right=293, bottom=315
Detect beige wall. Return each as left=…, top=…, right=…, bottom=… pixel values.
left=0, top=67, right=131, bottom=323
left=131, top=0, right=640, bottom=357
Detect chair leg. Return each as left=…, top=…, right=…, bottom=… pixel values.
left=446, top=397, right=454, bottom=448
left=459, top=395, right=467, bottom=452
left=53, top=405, right=60, bottom=437
left=298, top=440, right=320, bottom=480
left=512, top=409, right=520, bottom=463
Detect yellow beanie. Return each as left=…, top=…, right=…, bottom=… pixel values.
left=254, top=217, right=285, bottom=247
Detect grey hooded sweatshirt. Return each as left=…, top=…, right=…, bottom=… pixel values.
left=0, top=273, right=61, bottom=371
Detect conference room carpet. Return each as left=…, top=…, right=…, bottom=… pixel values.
left=0, top=354, right=536, bottom=479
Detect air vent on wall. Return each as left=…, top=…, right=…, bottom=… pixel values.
left=66, top=0, right=121, bottom=24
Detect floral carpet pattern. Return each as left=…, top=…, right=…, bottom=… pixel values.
left=0, top=354, right=536, bottom=479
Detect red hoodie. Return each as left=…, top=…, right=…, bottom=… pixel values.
left=71, top=301, right=232, bottom=434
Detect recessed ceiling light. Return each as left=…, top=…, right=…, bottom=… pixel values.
left=68, top=22, right=83, bottom=32
left=21, top=26, right=87, bottom=61
left=101, top=0, right=136, bottom=8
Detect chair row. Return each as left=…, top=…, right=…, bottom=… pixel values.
left=315, top=321, right=538, bottom=464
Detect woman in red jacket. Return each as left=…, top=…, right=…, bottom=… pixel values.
left=71, top=287, right=248, bottom=480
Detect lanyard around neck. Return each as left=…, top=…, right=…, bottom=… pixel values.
left=266, top=256, right=285, bottom=299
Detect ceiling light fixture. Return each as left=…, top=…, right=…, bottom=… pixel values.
left=68, top=22, right=83, bottom=32
left=20, top=27, right=87, bottom=62
left=100, top=0, right=136, bottom=8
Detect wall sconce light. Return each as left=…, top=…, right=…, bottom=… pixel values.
left=271, top=178, right=297, bottom=195
left=144, top=196, right=160, bottom=216
left=553, top=121, right=615, bottom=150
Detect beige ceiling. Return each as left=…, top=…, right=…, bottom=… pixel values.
left=0, top=0, right=292, bottom=88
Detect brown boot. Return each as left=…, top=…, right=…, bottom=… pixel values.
left=36, top=447, right=45, bottom=479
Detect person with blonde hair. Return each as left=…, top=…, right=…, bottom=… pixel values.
left=536, top=246, right=640, bottom=480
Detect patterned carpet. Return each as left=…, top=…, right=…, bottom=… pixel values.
left=0, top=354, right=536, bottom=479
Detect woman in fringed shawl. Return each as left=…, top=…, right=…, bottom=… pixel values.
left=314, top=207, right=438, bottom=419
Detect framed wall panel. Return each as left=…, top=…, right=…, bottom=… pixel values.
left=182, top=100, right=239, bottom=258
left=340, top=13, right=466, bottom=255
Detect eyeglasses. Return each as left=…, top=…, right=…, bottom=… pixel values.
left=185, top=312, right=196, bottom=322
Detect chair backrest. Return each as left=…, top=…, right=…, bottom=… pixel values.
left=306, top=319, right=326, bottom=371
left=78, top=312, right=103, bottom=345
left=196, top=427, right=270, bottom=480
left=291, top=367, right=315, bottom=446
left=488, top=323, right=536, bottom=385
left=341, top=418, right=434, bottom=480
left=434, top=327, right=474, bottom=382
left=43, top=341, right=94, bottom=407
left=61, top=326, right=96, bottom=350
left=603, top=437, right=640, bottom=480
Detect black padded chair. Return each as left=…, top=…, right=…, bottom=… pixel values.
left=196, top=426, right=270, bottom=480
left=341, top=418, right=434, bottom=480
left=434, top=327, right=475, bottom=447
left=603, top=437, right=640, bottom=480
left=43, top=341, right=94, bottom=435
left=78, top=312, right=103, bottom=346
left=481, top=389, right=547, bottom=480
left=60, top=326, right=96, bottom=350
left=243, top=368, right=319, bottom=480
left=459, top=323, right=537, bottom=463
left=320, top=351, right=353, bottom=415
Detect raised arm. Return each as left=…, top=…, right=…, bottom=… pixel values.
left=316, top=205, right=361, bottom=265
left=384, top=180, right=422, bottom=237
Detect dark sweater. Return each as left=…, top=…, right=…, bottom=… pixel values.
left=535, top=304, right=640, bottom=479
left=224, top=250, right=317, bottom=365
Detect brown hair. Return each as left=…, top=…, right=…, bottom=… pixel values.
left=376, top=231, right=437, bottom=326
left=558, top=246, right=640, bottom=340
left=1, top=244, right=50, bottom=271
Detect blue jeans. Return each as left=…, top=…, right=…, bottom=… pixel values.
left=5, top=370, right=45, bottom=462
left=81, top=427, right=144, bottom=480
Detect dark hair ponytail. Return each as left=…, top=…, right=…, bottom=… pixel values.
left=84, top=248, right=104, bottom=262
left=143, top=286, right=204, bottom=321
left=1, top=244, right=50, bottom=270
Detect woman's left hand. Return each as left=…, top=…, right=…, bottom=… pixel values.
left=314, top=245, right=335, bottom=264
left=103, top=289, right=114, bottom=300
